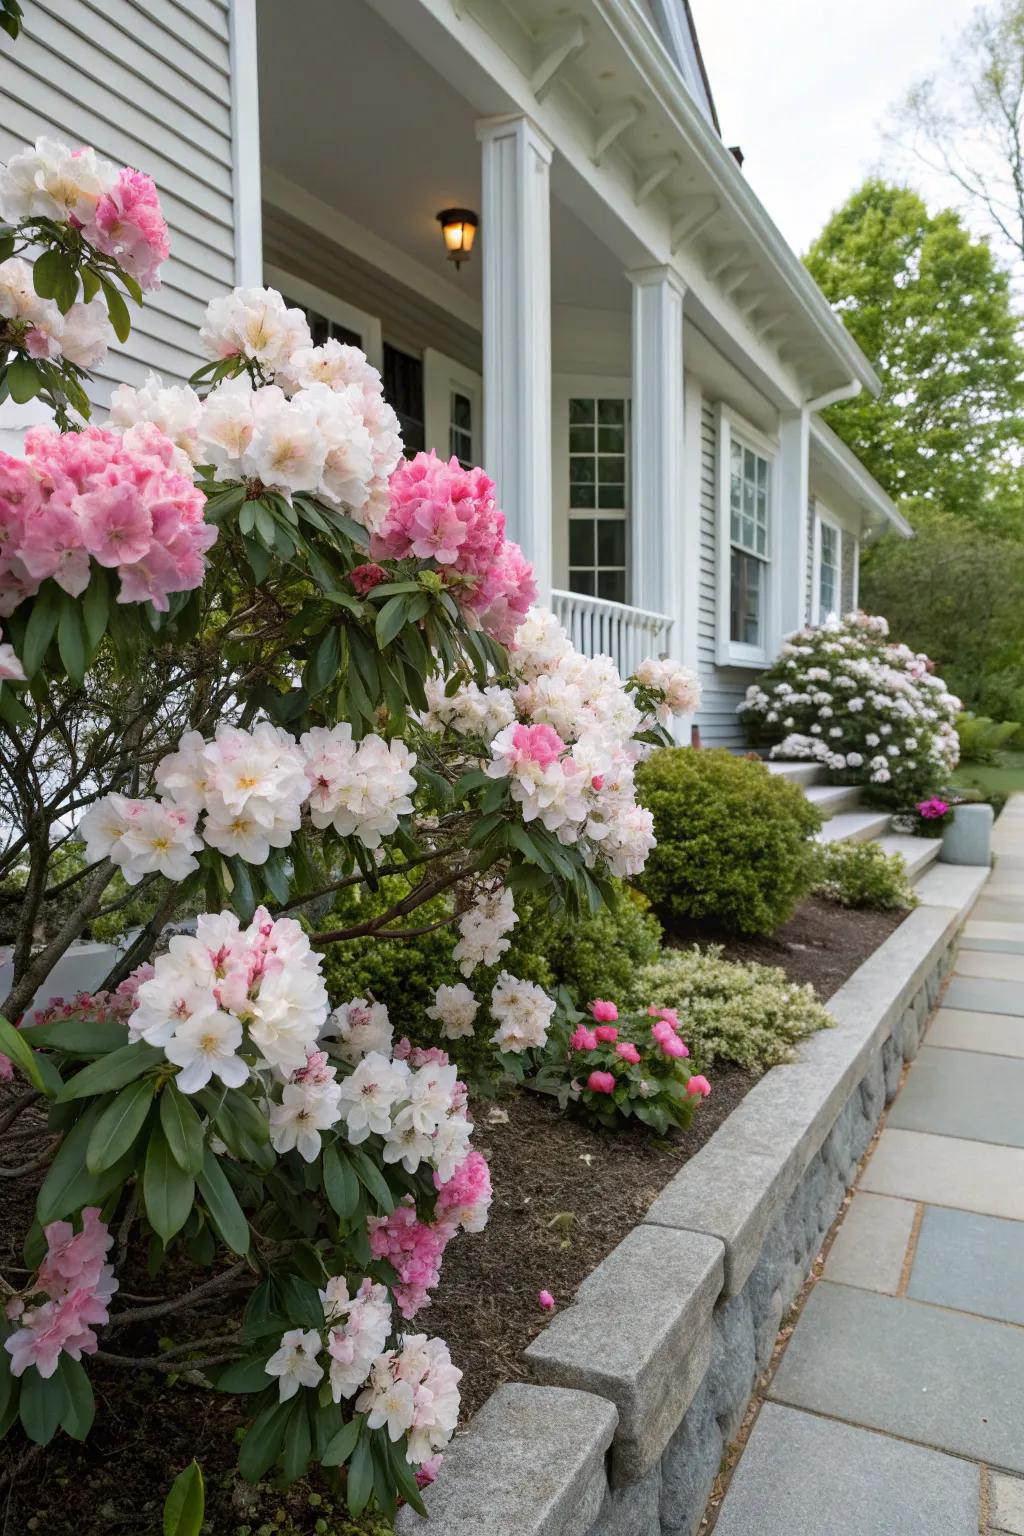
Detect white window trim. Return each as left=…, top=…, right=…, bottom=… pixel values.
left=263, top=263, right=383, bottom=370
left=715, top=403, right=780, bottom=668
left=811, top=505, right=844, bottom=625
left=423, top=350, right=482, bottom=466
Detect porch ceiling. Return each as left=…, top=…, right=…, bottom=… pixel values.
left=256, top=0, right=630, bottom=316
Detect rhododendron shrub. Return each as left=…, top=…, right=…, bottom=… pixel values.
left=0, top=198, right=698, bottom=1512
left=739, top=612, right=961, bottom=806
left=534, top=995, right=711, bottom=1134
left=0, top=136, right=169, bottom=427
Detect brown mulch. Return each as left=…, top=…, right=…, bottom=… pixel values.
left=667, top=894, right=907, bottom=1001
left=0, top=894, right=906, bottom=1531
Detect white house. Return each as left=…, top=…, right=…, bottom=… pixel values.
left=0, top=0, right=909, bottom=745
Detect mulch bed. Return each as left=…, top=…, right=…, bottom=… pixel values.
left=0, top=895, right=905, bottom=1533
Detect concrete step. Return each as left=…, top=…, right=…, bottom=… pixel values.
left=875, top=833, right=942, bottom=883
left=816, top=811, right=892, bottom=846
left=805, top=783, right=863, bottom=818
left=764, top=761, right=826, bottom=787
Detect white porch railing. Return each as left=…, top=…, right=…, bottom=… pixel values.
left=551, top=589, right=674, bottom=677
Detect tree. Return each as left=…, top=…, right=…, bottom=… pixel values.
left=805, top=179, right=1024, bottom=523
left=892, top=0, right=1024, bottom=270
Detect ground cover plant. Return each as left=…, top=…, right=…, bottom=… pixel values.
left=738, top=612, right=960, bottom=807
left=0, top=135, right=706, bottom=1524
left=812, top=840, right=917, bottom=911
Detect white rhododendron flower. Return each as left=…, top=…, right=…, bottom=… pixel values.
left=489, top=971, right=556, bottom=1053
left=452, top=884, right=518, bottom=976
left=268, top=1052, right=344, bottom=1162
left=199, top=285, right=312, bottom=377
left=163, top=1005, right=248, bottom=1093
left=0, top=137, right=116, bottom=223
left=109, top=373, right=203, bottom=460
left=264, top=1328, right=325, bottom=1402
left=426, top=982, right=479, bottom=1040
left=323, top=997, right=394, bottom=1063
left=301, top=725, right=416, bottom=848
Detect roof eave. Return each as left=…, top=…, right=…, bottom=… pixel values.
left=810, top=416, right=912, bottom=537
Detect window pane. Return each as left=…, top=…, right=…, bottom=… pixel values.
left=730, top=551, right=764, bottom=646
left=569, top=519, right=595, bottom=566
left=597, top=518, right=626, bottom=566
left=755, top=523, right=767, bottom=556
left=569, top=568, right=595, bottom=595
left=756, top=456, right=769, bottom=491
left=598, top=455, right=625, bottom=484
left=598, top=568, right=626, bottom=602
left=570, top=456, right=595, bottom=486
left=333, top=323, right=362, bottom=348
left=598, top=484, right=625, bottom=509
left=598, top=398, right=625, bottom=425
left=451, top=391, right=471, bottom=429
left=570, top=398, right=595, bottom=424
left=569, top=425, right=593, bottom=453
left=598, top=424, right=624, bottom=452
left=383, top=343, right=425, bottom=456
left=310, top=313, right=329, bottom=346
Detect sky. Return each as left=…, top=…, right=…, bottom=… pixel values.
left=689, top=0, right=980, bottom=257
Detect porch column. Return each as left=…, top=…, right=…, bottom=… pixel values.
left=476, top=114, right=553, bottom=598
left=777, top=408, right=811, bottom=640
left=628, top=266, right=687, bottom=636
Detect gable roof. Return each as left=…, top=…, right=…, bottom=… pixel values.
left=640, top=0, right=720, bottom=131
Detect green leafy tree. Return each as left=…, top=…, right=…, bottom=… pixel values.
left=805, top=179, right=1024, bottom=522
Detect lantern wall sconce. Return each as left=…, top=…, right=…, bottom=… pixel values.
left=436, top=208, right=478, bottom=270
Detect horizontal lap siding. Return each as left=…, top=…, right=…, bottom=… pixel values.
left=805, top=495, right=816, bottom=622
left=696, top=401, right=747, bottom=749
left=262, top=203, right=483, bottom=374
left=2, top=0, right=236, bottom=408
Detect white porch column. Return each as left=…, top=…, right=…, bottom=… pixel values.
left=777, top=408, right=811, bottom=640
left=476, top=115, right=553, bottom=597
left=628, top=266, right=687, bottom=636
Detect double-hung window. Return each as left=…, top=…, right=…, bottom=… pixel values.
left=812, top=509, right=843, bottom=623
left=717, top=407, right=777, bottom=665
left=567, top=395, right=629, bottom=603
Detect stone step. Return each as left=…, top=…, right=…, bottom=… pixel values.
left=875, top=833, right=942, bottom=883
left=816, top=811, right=892, bottom=846
left=804, top=783, right=863, bottom=818
left=763, top=761, right=826, bottom=787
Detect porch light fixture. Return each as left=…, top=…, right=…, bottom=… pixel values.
left=437, top=207, right=478, bottom=270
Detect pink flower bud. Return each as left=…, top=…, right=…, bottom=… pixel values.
left=538, top=1289, right=555, bottom=1310
left=586, top=1070, right=616, bottom=1095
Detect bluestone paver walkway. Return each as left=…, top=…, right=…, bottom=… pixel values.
left=711, top=796, right=1024, bottom=1536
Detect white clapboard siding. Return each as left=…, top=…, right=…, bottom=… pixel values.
left=805, top=494, right=816, bottom=621
left=695, top=401, right=748, bottom=748
left=0, top=0, right=237, bottom=408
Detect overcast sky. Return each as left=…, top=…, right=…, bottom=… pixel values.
left=689, top=0, right=979, bottom=257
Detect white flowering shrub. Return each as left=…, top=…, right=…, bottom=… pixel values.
left=0, top=140, right=703, bottom=1517
left=738, top=612, right=961, bottom=806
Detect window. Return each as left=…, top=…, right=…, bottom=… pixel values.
left=717, top=407, right=777, bottom=665
left=568, top=396, right=629, bottom=604
left=383, top=343, right=425, bottom=457
left=449, top=389, right=473, bottom=468
left=814, top=513, right=842, bottom=622
left=281, top=294, right=362, bottom=351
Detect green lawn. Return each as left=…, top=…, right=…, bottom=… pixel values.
left=952, top=749, right=1024, bottom=799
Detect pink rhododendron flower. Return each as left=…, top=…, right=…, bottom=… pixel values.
left=615, top=1041, right=641, bottom=1065
left=686, top=1074, right=712, bottom=1098
left=589, top=999, right=618, bottom=1023
left=586, top=1070, right=616, bottom=1094
left=88, top=168, right=170, bottom=291
left=416, top=1454, right=443, bottom=1488
left=569, top=1026, right=599, bottom=1052
left=538, top=1290, right=555, bottom=1310
left=917, top=797, right=949, bottom=819
left=4, top=1206, right=117, bottom=1379
left=594, top=1024, right=619, bottom=1043
left=349, top=561, right=388, bottom=593
left=510, top=722, right=565, bottom=767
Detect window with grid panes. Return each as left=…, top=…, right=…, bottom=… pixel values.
left=568, top=396, right=629, bottom=603
left=449, top=389, right=473, bottom=468
left=382, top=343, right=425, bottom=456
left=817, top=518, right=840, bottom=620
left=728, top=436, right=771, bottom=646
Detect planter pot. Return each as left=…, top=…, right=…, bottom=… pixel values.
left=940, top=803, right=994, bottom=867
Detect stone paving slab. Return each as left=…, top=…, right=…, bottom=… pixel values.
left=769, top=1282, right=1024, bottom=1471
left=822, top=1191, right=916, bottom=1294
left=991, top=1472, right=1024, bottom=1535
left=914, top=864, right=989, bottom=911
left=713, top=1403, right=979, bottom=1536
left=962, top=920, right=1024, bottom=953
left=926, top=1007, right=1024, bottom=1058
left=943, top=976, right=1024, bottom=1016
left=908, top=1205, right=1024, bottom=1327
left=861, top=1129, right=1024, bottom=1221
left=972, top=897, right=1024, bottom=925
left=887, top=1046, right=1024, bottom=1147
left=954, top=950, right=1024, bottom=982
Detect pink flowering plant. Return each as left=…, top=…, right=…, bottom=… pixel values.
left=533, top=995, right=712, bottom=1135
left=0, top=151, right=699, bottom=1517
left=0, top=136, right=170, bottom=427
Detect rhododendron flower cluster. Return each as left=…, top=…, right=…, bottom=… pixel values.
left=267, top=1050, right=344, bottom=1162
left=4, top=1208, right=118, bottom=1379
left=127, top=906, right=329, bottom=1082
left=426, top=982, right=479, bottom=1040
left=335, top=1040, right=472, bottom=1182
left=0, top=257, right=114, bottom=368
left=452, top=883, right=518, bottom=976
left=371, top=450, right=538, bottom=643
left=543, top=996, right=711, bottom=1133
left=264, top=1275, right=461, bottom=1466
left=739, top=612, right=960, bottom=805
left=634, top=655, right=702, bottom=725
left=0, top=422, right=214, bottom=617
left=0, top=137, right=169, bottom=290
left=489, top=970, right=556, bottom=1052
left=80, top=719, right=419, bottom=882
left=369, top=1146, right=491, bottom=1319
